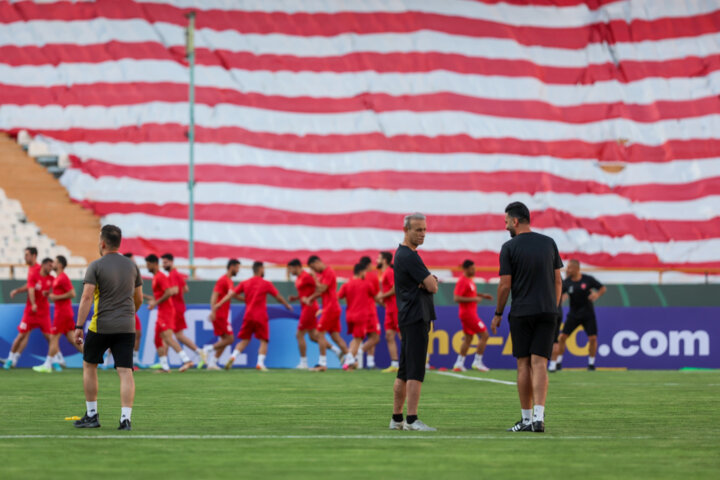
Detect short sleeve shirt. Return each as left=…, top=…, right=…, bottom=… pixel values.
left=235, top=276, right=279, bottom=322
left=454, top=276, right=477, bottom=317
left=381, top=267, right=397, bottom=313
left=25, top=264, right=41, bottom=309
left=53, top=272, right=74, bottom=311
left=394, top=244, right=436, bottom=327
left=563, top=274, right=603, bottom=318
left=168, top=269, right=186, bottom=314
left=338, top=278, right=374, bottom=323
left=152, top=271, right=176, bottom=317
left=318, top=267, right=340, bottom=311
left=213, top=275, right=234, bottom=320
left=295, top=271, right=318, bottom=309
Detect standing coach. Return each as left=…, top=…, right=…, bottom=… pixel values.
left=491, top=202, right=562, bottom=433
left=73, top=225, right=143, bottom=431
left=390, top=213, right=438, bottom=432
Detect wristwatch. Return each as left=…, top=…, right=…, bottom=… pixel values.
left=494, top=311, right=503, bottom=316
left=75, top=325, right=84, bottom=329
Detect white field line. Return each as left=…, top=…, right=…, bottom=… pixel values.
left=434, top=371, right=516, bottom=385
left=0, top=434, right=651, bottom=440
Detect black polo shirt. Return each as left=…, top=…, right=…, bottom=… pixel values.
left=394, top=244, right=436, bottom=327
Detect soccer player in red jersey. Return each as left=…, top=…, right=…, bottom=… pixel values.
left=4, top=249, right=52, bottom=370
left=123, top=253, right=146, bottom=369
left=357, top=256, right=381, bottom=369
left=144, top=254, right=194, bottom=372
left=376, top=251, right=400, bottom=373
left=338, top=263, right=377, bottom=370
left=222, top=262, right=292, bottom=371
left=287, top=258, right=321, bottom=369
left=161, top=253, right=206, bottom=368
left=453, top=260, right=494, bottom=372
left=305, top=255, right=353, bottom=371
left=206, top=259, right=241, bottom=369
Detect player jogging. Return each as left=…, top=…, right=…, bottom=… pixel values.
left=338, top=263, right=376, bottom=370
left=287, top=258, right=320, bottom=370
left=358, top=256, right=381, bottom=369
left=452, top=260, right=493, bottom=372
left=376, top=251, right=400, bottom=373
left=206, top=259, right=240, bottom=370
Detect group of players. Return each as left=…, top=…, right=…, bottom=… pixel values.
left=2, top=246, right=606, bottom=373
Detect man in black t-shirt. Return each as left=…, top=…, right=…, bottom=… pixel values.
left=389, top=212, right=438, bottom=432
left=550, top=259, right=606, bottom=372
left=491, top=202, right=562, bottom=433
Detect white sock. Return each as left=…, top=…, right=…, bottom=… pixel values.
left=299, top=356, right=307, bottom=366
left=367, top=355, right=375, bottom=368
left=159, top=355, right=170, bottom=371
left=548, top=360, right=557, bottom=369
left=257, top=354, right=266, bottom=367
left=454, top=354, right=464, bottom=367
left=318, top=355, right=327, bottom=367
left=344, top=353, right=355, bottom=364
left=391, top=360, right=399, bottom=368
left=474, top=353, right=483, bottom=364
left=12, top=352, right=20, bottom=363
left=55, top=351, right=65, bottom=363
left=87, top=401, right=98, bottom=416
left=133, top=350, right=140, bottom=364
left=588, top=356, right=596, bottom=366
left=208, top=353, right=218, bottom=367
left=195, top=348, right=203, bottom=355
left=521, top=409, right=532, bottom=424
left=178, top=350, right=191, bottom=363
left=533, top=405, right=545, bottom=422
left=331, top=345, right=341, bottom=355
left=556, top=354, right=564, bottom=364
left=43, top=355, right=52, bottom=368
left=121, top=407, right=132, bottom=422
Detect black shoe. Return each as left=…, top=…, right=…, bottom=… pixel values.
left=556, top=363, right=562, bottom=371
left=73, top=413, right=100, bottom=428
left=532, top=421, right=545, bottom=433
left=588, top=364, right=596, bottom=371
left=507, top=420, right=533, bottom=432
left=118, top=419, right=132, bottom=431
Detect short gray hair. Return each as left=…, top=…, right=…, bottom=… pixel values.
left=403, top=212, right=426, bottom=229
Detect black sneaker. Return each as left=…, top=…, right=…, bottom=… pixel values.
left=588, top=364, right=596, bottom=371
left=118, top=419, right=132, bottom=431
left=532, top=420, right=545, bottom=433
left=556, top=363, right=562, bottom=371
left=507, top=420, right=532, bottom=432
left=73, top=413, right=100, bottom=428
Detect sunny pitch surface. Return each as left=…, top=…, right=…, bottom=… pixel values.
left=1, top=368, right=719, bottom=479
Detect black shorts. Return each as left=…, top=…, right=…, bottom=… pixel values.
left=509, top=313, right=557, bottom=359
left=83, top=331, right=135, bottom=368
left=397, top=321, right=431, bottom=382
left=562, top=314, right=598, bottom=336
left=553, top=314, right=561, bottom=344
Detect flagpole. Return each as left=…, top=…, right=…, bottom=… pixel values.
left=186, top=11, right=196, bottom=278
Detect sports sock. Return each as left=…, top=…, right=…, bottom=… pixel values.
left=588, top=356, right=596, bottom=366
left=133, top=351, right=140, bottom=364
left=406, top=415, right=418, bottom=425
left=474, top=353, right=483, bottom=364
left=331, top=345, right=341, bottom=356
left=521, top=409, right=532, bottom=424
left=556, top=354, right=564, bottom=364
left=12, top=352, right=20, bottom=363
left=344, top=353, right=355, bottom=364
left=87, top=401, right=98, bottom=416
left=55, top=351, right=65, bottom=363
left=318, top=355, right=327, bottom=367
left=454, top=354, right=464, bottom=367
left=299, top=356, right=307, bottom=366
left=367, top=355, right=375, bottom=368
left=43, top=355, right=52, bottom=368
left=159, top=355, right=170, bottom=371
left=390, top=360, right=399, bottom=368
left=533, top=405, right=545, bottom=422
left=208, top=353, right=218, bottom=368
left=121, top=407, right=132, bottom=422
left=392, top=414, right=403, bottom=422
left=548, top=360, right=557, bottom=369
left=257, top=354, right=266, bottom=367
left=178, top=350, right=191, bottom=363
left=195, top=348, right=202, bottom=355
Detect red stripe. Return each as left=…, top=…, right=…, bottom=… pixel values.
left=15, top=126, right=720, bottom=162
left=72, top=157, right=720, bottom=203
left=1, top=0, right=715, bottom=47
left=118, top=237, right=720, bottom=271
left=79, top=200, right=720, bottom=243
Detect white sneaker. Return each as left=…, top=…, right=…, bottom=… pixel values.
left=403, top=420, right=437, bottom=432
left=295, top=363, right=308, bottom=370
left=452, top=365, right=466, bottom=372
left=473, top=362, right=490, bottom=372
left=389, top=419, right=405, bottom=430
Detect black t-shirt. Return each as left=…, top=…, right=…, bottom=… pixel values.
left=394, top=244, right=436, bottom=327
left=499, top=231, right=563, bottom=317
left=562, top=274, right=603, bottom=318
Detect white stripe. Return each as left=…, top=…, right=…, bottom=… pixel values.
left=96, top=212, right=720, bottom=262
left=3, top=61, right=720, bottom=106
left=7, top=104, right=720, bottom=145
left=43, top=138, right=720, bottom=186
left=0, top=433, right=650, bottom=440
left=60, top=170, right=720, bottom=222
left=435, top=371, right=516, bottom=385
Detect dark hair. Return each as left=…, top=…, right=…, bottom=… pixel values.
left=252, top=261, right=263, bottom=273
left=227, top=258, right=240, bottom=269
left=101, top=224, right=122, bottom=249
left=41, top=257, right=53, bottom=265
left=287, top=258, right=302, bottom=267
left=569, top=259, right=580, bottom=266
left=462, top=259, right=474, bottom=269
left=144, top=254, right=159, bottom=264
left=359, top=256, right=371, bottom=267
left=379, top=251, right=393, bottom=266
left=161, top=253, right=174, bottom=261
left=353, top=263, right=365, bottom=275
left=123, top=252, right=133, bottom=258
left=505, top=202, right=530, bottom=224
left=307, top=255, right=320, bottom=265
left=25, top=246, right=38, bottom=256
left=56, top=255, right=67, bottom=268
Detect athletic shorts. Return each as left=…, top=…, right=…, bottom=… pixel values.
left=553, top=314, right=561, bottom=344
left=18, top=310, right=52, bottom=334
left=297, top=305, right=319, bottom=331
left=366, top=316, right=381, bottom=336
left=135, top=314, right=142, bottom=331
left=51, top=307, right=75, bottom=335
left=318, top=306, right=341, bottom=333
left=397, top=320, right=431, bottom=382
left=347, top=320, right=366, bottom=338
left=384, top=310, right=399, bottom=331
left=213, top=314, right=233, bottom=336
left=562, top=314, right=598, bottom=337
left=238, top=318, right=269, bottom=342
left=83, top=331, right=135, bottom=368
left=154, top=312, right=174, bottom=348
left=508, top=313, right=557, bottom=359
left=173, top=311, right=187, bottom=332
left=460, top=312, right=487, bottom=336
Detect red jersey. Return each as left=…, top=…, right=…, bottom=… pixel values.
left=338, top=278, right=374, bottom=323
left=213, top=274, right=234, bottom=319
left=295, top=270, right=318, bottom=308
left=454, top=276, right=478, bottom=317
left=381, top=267, right=397, bottom=313
left=52, top=272, right=73, bottom=311
left=28, top=266, right=53, bottom=315
left=25, top=264, right=41, bottom=309
left=152, top=271, right=176, bottom=317
left=318, top=266, right=340, bottom=311
left=168, top=268, right=187, bottom=314
left=364, top=270, right=380, bottom=312
left=234, top=276, right=278, bottom=322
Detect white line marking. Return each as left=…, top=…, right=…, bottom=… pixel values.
left=435, top=371, right=516, bottom=385
left=0, top=434, right=650, bottom=440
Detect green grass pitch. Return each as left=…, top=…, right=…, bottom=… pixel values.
left=1, top=368, right=719, bottom=479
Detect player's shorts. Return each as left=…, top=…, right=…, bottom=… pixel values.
left=297, top=305, right=319, bottom=331
left=173, top=311, right=187, bottom=332
left=562, top=314, right=598, bottom=336
left=238, top=318, right=269, bottom=342
left=460, top=312, right=487, bottom=336
left=83, top=330, right=135, bottom=368
left=508, top=313, right=557, bottom=359
left=384, top=310, right=399, bottom=331
left=18, top=309, right=52, bottom=334
left=397, top=320, right=431, bottom=382
left=553, top=314, right=561, bottom=344
left=135, top=313, right=142, bottom=331
left=213, top=314, right=233, bottom=336
left=318, top=306, right=341, bottom=333
left=346, top=319, right=366, bottom=338
left=51, top=307, right=75, bottom=335
left=154, top=312, right=174, bottom=348
left=366, top=316, right=381, bottom=336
